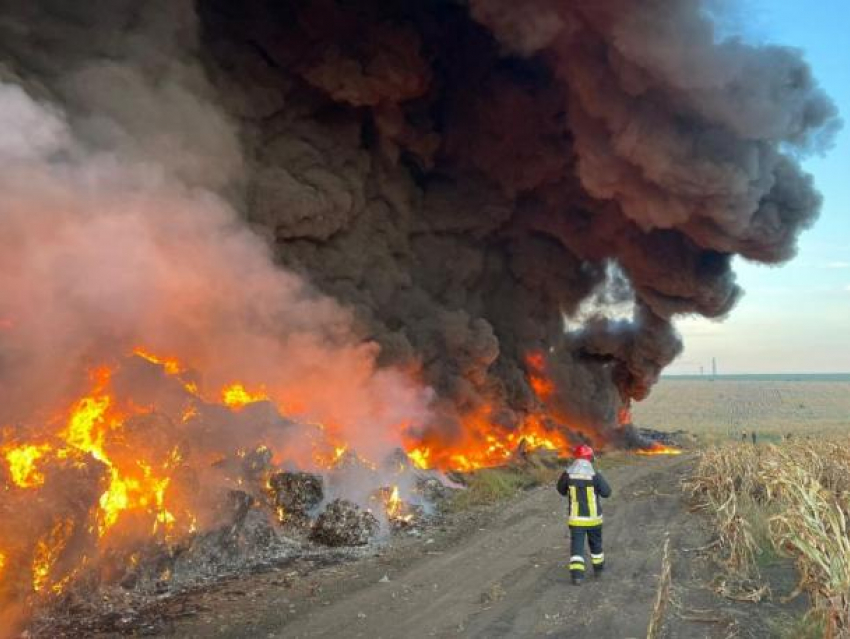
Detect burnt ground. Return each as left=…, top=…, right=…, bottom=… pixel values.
left=101, top=455, right=803, bottom=639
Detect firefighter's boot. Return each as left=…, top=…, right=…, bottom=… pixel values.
left=569, top=555, right=585, bottom=585
left=591, top=552, right=605, bottom=577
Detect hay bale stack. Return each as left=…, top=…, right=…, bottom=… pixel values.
left=310, top=499, right=378, bottom=546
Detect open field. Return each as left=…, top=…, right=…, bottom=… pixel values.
left=632, top=376, right=850, bottom=440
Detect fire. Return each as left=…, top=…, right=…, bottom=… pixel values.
left=384, top=486, right=413, bottom=524
left=310, top=438, right=358, bottom=469
left=63, top=392, right=110, bottom=462
left=636, top=442, right=682, bottom=456
left=221, top=383, right=268, bottom=409
left=1, top=353, right=192, bottom=599
left=0, top=342, right=600, bottom=613
left=132, top=347, right=200, bottom=400
left=387, top=486, right=403, bottom=517
left=132, top=347, right=183, bottom=375
left=526, top=351, right=555, bottom=400
left=400, top=351, right=587, bottom=471
left=53, top=369, right=177, bottom=537
left=4, top=443, right=50, bottom=487
left=182, top=404, right=199, bottom=422
left=407, top=447, right=431, bottom=470
left=405, top=407, right=571, bottom=471
left=32, top=519, right=74, bottom=594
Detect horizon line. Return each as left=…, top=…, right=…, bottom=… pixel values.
left=662, top=371, right=850, bottom=377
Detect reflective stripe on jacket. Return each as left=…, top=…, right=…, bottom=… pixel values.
left=556, top=459, right=612, bottom=527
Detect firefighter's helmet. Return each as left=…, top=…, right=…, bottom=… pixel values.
left=573, top=444, right=594, bottom=461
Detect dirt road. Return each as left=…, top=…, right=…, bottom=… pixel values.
left=156, top=456, right=675, bottom=638
left=273, top=456, right=688, bottom=638
left=155, top=454, right=794, bottom=638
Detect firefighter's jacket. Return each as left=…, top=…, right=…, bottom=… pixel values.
left=556, top=459, right=612, bottom=527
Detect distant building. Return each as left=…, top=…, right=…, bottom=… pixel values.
left=712, top=358, right=717, bottom=378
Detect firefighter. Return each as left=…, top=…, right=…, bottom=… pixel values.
left=556, top=444, right=611, bottom=585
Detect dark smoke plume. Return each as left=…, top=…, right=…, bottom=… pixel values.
left=0, top=0, right=840, bottom=447
left=201, top=0, right=837, bottom=432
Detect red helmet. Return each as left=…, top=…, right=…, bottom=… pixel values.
left=573, top=444, right=594, bottom=461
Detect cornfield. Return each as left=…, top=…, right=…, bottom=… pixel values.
left=687, top=440, right=850, bottom=638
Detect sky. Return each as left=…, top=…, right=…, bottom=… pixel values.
left=670, top=0, right=850, bottom=374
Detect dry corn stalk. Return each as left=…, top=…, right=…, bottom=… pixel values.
left=686, top=439, right=850, bottom=637
left=646, top=534, right=672, bottom=639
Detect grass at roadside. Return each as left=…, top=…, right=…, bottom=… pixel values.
left=445, top=461, right=562, bottom=512
left=595, top=450, right=643, bottom=470
left=770, top=614, right=826, bottom=639
left=444, top=448, right=645, bottom=513
left=445, top=447, right=676, bottom=513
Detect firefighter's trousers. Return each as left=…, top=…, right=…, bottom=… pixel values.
left=568, top=525, right=604, bottom=578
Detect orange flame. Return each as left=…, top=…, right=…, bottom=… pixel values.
left=3, top=443, right=50, bottom=488
left=407, top=447, right=431, bottom=470
left=385, top=486, right=413, bottom=524
left=59, top=367, right=179, bottom=538
left=404, top=406, right=570, bottom=471
left=32, top=518, right=75, bottom=594
left=386, top=486, right=402, bottom=517
left=221, top=383, right=268, bottom=409
left=0, top=354, right=191, bottom=599
left=400, top=351, right=591, bottom=471
left=132, top=346, right=200, bottom=398
left=310, top=438, right=350, bottom=469
left=526, top=351, right=555, bottom=401
left=132, top=347, right=183, bottom=375
left=636, top=442, right=682, bottom=456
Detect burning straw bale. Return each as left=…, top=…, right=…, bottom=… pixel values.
left=241, top=445, right=274, bottom=482
left=220, top=490, right=256, bottom=535
left=371, top=486, right=423, bottom=529
left=310, top=499, right=379, bottom=547
left=267, top=471, right=324, bottom=527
